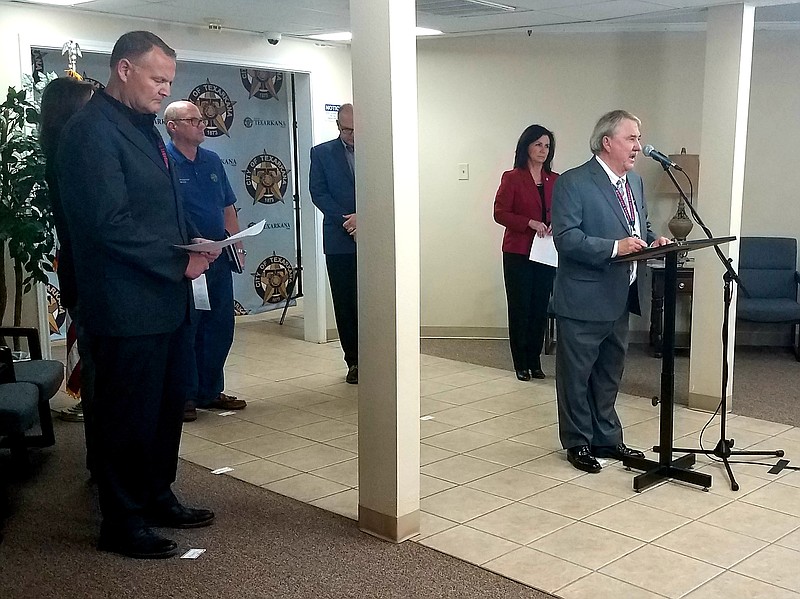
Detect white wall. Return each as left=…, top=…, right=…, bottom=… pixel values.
left=744, top=30, right=800, bottom=240
left=416, top=32, right=706, bottom=335
left=416, top=29, right=800, bottom=336
left=0, top=4, right=352, bottom=122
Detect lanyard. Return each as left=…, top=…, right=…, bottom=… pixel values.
left=614, top=179, right=636, bottom=232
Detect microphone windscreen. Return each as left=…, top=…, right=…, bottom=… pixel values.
left=643, top=144, right=655, bottom=157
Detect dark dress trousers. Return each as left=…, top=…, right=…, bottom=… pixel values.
left=493, top=168, right=558, bottom=372
left=551, top=157, right=655, bottom=450
left=57, top=92, right=196, bottom=534
left=309, top=137, right=358, bottom=367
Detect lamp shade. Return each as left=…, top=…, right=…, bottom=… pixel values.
left=655, top=149, right=700, bottom=195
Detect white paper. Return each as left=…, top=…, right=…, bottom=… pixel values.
left=181, top=549, right=206, bottom=559
left=211, top=466, right=234, bottom=475
left=176, top=219, right=266, bottom=252
left=420, top=415, right=435, bottom=421
left=191, top=275, right=211, bottom=311
left=529, top=234, right=558, bottom=267
left=217, top=411, right=236, bottom=417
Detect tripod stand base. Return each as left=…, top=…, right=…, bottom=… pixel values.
left=624, top=453, right=712, bottom=493
left=668, top=439, right=784, bottom=492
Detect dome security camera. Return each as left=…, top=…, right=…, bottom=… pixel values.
left=264, top=32, right=282, bottom=45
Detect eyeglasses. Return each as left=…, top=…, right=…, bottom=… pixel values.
left=339, top=127, right=354, bottom=134
left=172, top=117, right=207, bottom=127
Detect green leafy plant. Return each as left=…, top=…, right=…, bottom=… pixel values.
left=0, top=80, right=55, bottom=327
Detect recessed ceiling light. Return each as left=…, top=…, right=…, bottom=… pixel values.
left=308, top=27, right=443, bottom=42
left=415, top=27, right=444, bottom=37
left=308, top=32, right=353, bottom=42
left=16, top=0, right=96, bottom=5
left=466, top=0, right=516, bottom=10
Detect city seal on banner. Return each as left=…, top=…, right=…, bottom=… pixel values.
left=189, top=79, right=236, bottom=137
left=253, top=253, right=295, bottom=305
left=243, top=151, right=289, bottom=205
left=239, top=68, right=284, bottom=100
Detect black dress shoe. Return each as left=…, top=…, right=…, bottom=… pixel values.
left=98, top=527, right=178, bottom=559
left=515, top=369, right=531, bottom=381
left=592, top=443, right=645, bottom=460
left=530, top=368, right=546, bottom=379
left=147, top=504, right=215, bottom=529
left=566, top=445, right=602, bottom=473
left=346, top=364, right=359, bottom=384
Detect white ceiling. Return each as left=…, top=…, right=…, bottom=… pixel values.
left=6, top=0, right=800, bottom=37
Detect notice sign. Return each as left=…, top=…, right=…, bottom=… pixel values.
left=325, top=103, right=341, bottom=121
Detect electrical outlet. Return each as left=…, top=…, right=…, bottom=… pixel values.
left=458, top=163, right=469, bottom=180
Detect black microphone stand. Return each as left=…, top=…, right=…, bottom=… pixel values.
left=655, top=165, right=784, bottom=491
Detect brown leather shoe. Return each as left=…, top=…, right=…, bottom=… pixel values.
left=208, top=392, right=246, bottom=410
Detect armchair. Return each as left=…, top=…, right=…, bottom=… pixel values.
left=0, top=346, right=43, bottom=463
left=0, top=327, right=64, bottom=449
left=736, top=237, right=800, bottom=360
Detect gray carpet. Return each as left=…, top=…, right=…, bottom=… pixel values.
left=0, top=420, right=556, bottom=599
left=421, top=339, right=800, bottom=427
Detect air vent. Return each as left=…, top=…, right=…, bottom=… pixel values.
left=417, top=0, right=517, bottom=18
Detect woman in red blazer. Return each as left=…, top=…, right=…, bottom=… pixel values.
left=493, top=124, right=558, bottom=381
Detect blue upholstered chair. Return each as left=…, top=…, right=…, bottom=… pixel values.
left=0, top=328, right=64, bottom=450
left=736, top=237, right=800, bottom=360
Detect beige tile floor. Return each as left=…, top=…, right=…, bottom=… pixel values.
left=169, top=314, right=800, bottom=598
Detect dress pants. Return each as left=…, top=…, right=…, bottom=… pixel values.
left=555, top=311, right=628, bottom=450
left=325, top=253, right=358, bottom=367
left=71, top=305, right=96, bottom=476
left=502, top=252, right=555, bottom=372
left=87, top=320, right=193, bottom=533
left=186, top=259, right=234, bottom=407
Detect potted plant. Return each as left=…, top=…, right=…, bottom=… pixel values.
left=0, top=80, right=55, bottom=329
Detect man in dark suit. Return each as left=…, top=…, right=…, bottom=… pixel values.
left=58, top=31, right=217, bottom=559
left=551, top=110, right=671, bottom=474
left=309, top=103, right=358, bottom=384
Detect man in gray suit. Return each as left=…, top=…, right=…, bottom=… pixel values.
left=551, top=110, right=671, bottom=473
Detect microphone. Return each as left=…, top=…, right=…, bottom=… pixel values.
left=643, top=145, right=683, bottom=171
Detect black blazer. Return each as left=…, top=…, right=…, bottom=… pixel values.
left=57, top=92, right=194, bottom=337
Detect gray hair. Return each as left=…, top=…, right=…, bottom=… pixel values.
left=589, top=110, right=641, bottom=155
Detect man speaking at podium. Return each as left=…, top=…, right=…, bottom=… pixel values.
left=551, top=110, right=671, bottom=474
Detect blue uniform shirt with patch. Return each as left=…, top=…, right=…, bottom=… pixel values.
left=166, top=141, right=236, bottom=241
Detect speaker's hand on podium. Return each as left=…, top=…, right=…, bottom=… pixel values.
left=618, top=236, right=648, bottom=255
left=650, top=236, right=673, bottom=248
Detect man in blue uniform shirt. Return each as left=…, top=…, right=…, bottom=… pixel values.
left=165, top=100, right=247, bottom=421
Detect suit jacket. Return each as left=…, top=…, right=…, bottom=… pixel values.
left=309, top=137, right=356, bottom=255
left=551, top=157, right=655, bottom=322
left=56, top=92, right=194, bottom=337
left=493, top=167, right=559, bottom=255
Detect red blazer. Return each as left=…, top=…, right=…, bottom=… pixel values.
left=493, top=167, right=559, bottom=255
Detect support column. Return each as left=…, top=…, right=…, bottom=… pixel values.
left=689, top=4, right=754, bottom=411
left=350, top=0, right=421, bottom=541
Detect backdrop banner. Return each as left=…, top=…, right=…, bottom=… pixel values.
left=34, top=48, right=300, bottom=340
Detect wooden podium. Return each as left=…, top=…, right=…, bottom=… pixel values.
left=612, top=236, right=735, bottom=492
